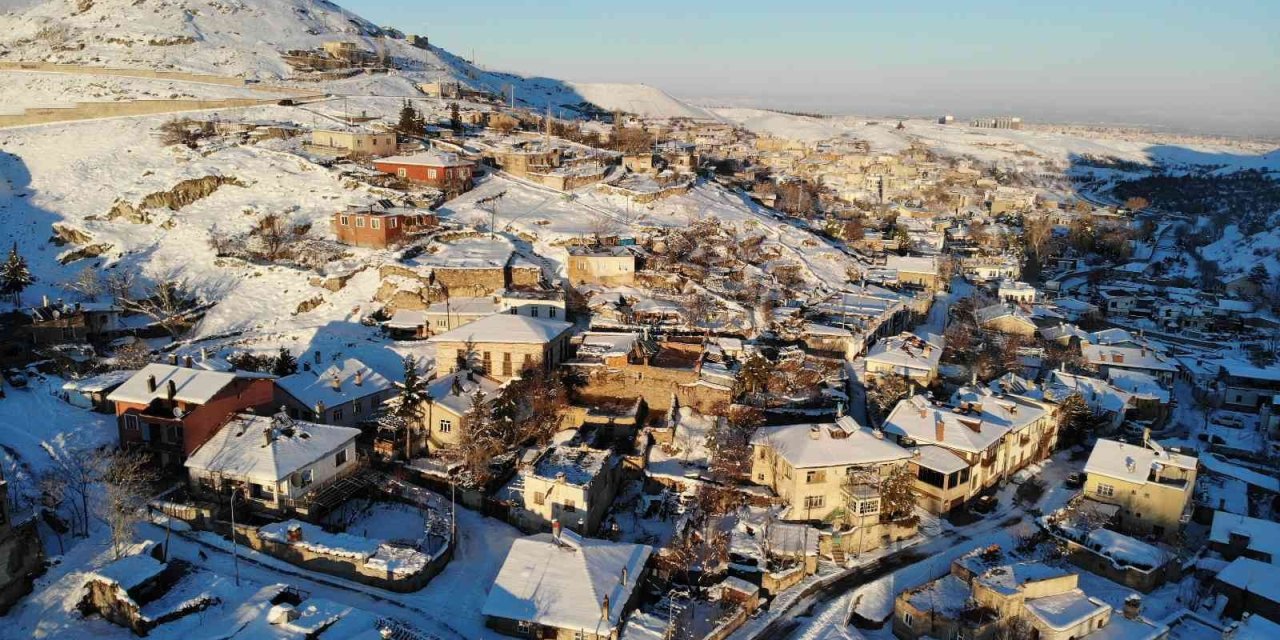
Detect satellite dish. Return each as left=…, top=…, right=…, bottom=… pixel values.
left=290, top=473, right=303, bottom=487
left=172, top=407, right=184, bottom=418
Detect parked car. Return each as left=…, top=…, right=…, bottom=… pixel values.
left=972, top=495, right=998, bottom=514
left=3, top=369, right=28, bottom=389
left=1065, top=472, right=1084, bottom=489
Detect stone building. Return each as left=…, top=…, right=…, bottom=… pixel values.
left=429, top=314, right=573, bottom=382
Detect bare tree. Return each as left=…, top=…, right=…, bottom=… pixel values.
left=96, top=449, right=159, bottom=559
left=867, top=373, right=912, bottom=422
left=49, top=452, right=96, bottom=538
left=111, top=340, right=152, bottom=370
left=118, top=279, right=197, bottom=338
left=63, top=266, right=105, bottom=302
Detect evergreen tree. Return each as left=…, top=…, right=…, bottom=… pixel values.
left=271, top=346, right=298, bottom=377
left=396, top=100, right=425, bottom=138
left=0, top=243, right=35, bottom=306
left=397, top=355, right=427, bottom=419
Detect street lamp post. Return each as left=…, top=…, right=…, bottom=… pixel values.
left=229, top=485, right=241, bottom=587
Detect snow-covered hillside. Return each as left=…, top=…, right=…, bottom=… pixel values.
left=0, top=0, right=713, bottom=119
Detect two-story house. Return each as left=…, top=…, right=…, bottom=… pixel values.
left=1082, top=437, right=1198, bottom=541
left=108, top=363, right=276, bottom=469
left=276, top=358, right=396, bottom=428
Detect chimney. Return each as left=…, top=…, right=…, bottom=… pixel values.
left=1122, top=595, right=1142, bottom=620
left=620, top=566, right=629, bottom=585
left=147, top=374, right=157, bottom=392
left=200, top=347, right=208, bottom=362
left=264, top=426, right=274, bottom=446
left=873, top=429, right=885, bottom=440
left=42, top=294, right=49, bottom=307
left=935, top=418, right=945, bottom=442
left=169, top=354, right=179, bottom=365
left=166, top=379, right=177, bottom=401
left=330, top=373, right=341, bottom=391
left=601, top=594, right=610, bottom=621
left=183, top=355, right=194, bottom=368
left=355, top=369, right=363, bottom=386
left=314, top=350, right=322, bottom=364
left=809, top=425, right=822, bottom=440
left=918, top=406, right=927, bottom=419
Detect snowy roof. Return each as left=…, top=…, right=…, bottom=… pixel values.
left=374, top=150, right=473, bottom=167
left=384, top=309, right=427, bottom=329
left=1232, top=615, right=1280, bottom=640
left=1086, top=529, right=1165, bottom=569
left=413, top=236, right=514, bottom=270
left=107, top=363, right=240, bottom=406
left=1044, top=370, right=1131, bottom=414
left=904, top=574, right=971, bottom=616
left=751, top=417, right=911, bottom=469
left=976, top=303, right=1037, bottom=328
left=428, top=313, right=572, bottom=345
left=1083, top=439, right=1197, bottom=486
left=913, top=444, right=969, bottom=474
left=1216, top=557, right=1280, bottom=603
left=1040, top=323, right=1091, bottom=342
left=883, top=393, right=1044, bottom=454
left=865, top=332, right=943, bottom=373
left=62, top=369, right=136, bottom=393
left=1089, top=328, right=1141, bottom=346
left=1201, top=453, right=1280, bottom=492
left=1081, top=344, right=1176, bottom=373
left=532, top=446, right=612, bottom=486
left=973, top=561, right=1071, bottom=595
left=276, top=358, right=393, bottom=410
left=1023, top=589, right=1108, bottom=632
left=86, top=553, right=164, bottom=592
left=884, top=254, right=938, bottom=275
left=185, top=413, right=359, bottom=485
left=481, top=533, right=652, bottom=634
left=424, top=296, right=502, bottom=316
left=574, top=332, right=638, bottom=360
left=1106, top=369, right=1170, bottom=403
left=426, top=372, right=503, bottom=417
left=1209, top=512, right=1280, bottom=564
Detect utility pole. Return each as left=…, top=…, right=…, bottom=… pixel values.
left=229, top=486, right=241, bottom=587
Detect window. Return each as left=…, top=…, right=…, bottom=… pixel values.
left=439, top=419, right=452, bottom=434
left=389, top=217, right=398, bottom=229
left=917, top=467, right=946, bottom=488
left=573, top=631, right=586, bottom=640
left=332, top=408, right=344, bottom=422
left=530, top=307, right=539, bottom=318
left=533, top=492, right=545, bottom=505
left=803, top=495, right=824, bottom=510
left=123, top=414, right=140, bottom=432
left=523, top=353, right=533, bottom=370
left=517, top=621, right=531, bottom=633
left=397, top=168, right=407, bottom=178
left=353, top=400, right=362, bottom=415
left=371, top=219, right=380, bottom=230
left=356, top=217, right=365, bottom=228
left=302, top=469, right=314, bottom=487
left=162, top=424, right=181, bottom=445
left=340, top=215, right=349, bottom=226
left=858, top=498, right=880, bottom=515
left=757, top=473, right=765, bottom=481
left=482, top=351, right=492, bottom=372
left=503, top=352, right=513, bottom=376
left=562, top=500, right=577, bottom=512
left=335, top=449, right=348, bottom=466
left=903, top=612, right=914, bottom=627
left=428, top=168, right=438, bottom=179
left=758, top=448, right=767, bottom=459
left=805, top=470, right=826, bottom=484
left=436, top=319, right=448, bottom=328
left=549, top=308, right=557, bottom=319
left=1097, top=483, right=1115, bottom=498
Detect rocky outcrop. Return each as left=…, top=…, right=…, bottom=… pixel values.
left=107, top=175, right=245, bottom=223
left=50, top=223, right=94, bottom=246
left=58, top=243, right=113, bottom=264
left=293, top=296, right=325, bottom=315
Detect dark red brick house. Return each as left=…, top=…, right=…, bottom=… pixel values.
left=107, top=363, right=276, bottom=469
left=373, top=151, right=475, bottom=192
left=332, top=203, right=438, bottom=249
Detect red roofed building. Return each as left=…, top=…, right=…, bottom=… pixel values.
left=332, top=203, right=438, bottom=249
left=373, top=151, right=475, bottom=192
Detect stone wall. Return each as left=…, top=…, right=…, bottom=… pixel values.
left=0, top=520, right=43, bottom=614
left=225, top=522, right=452, bottom=593
left=579, top=365, right=703, bottom=415
left=0, top=97, right=280, bottom=128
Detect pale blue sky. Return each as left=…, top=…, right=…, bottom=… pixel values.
left=349, top=0, right=1280, bottom=135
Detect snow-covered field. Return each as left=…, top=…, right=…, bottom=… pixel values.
left=710, top=107, right=1280, bottom=171
left=0, top=71, right=278, bottom=113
